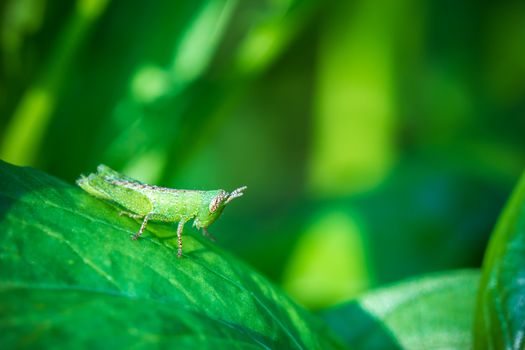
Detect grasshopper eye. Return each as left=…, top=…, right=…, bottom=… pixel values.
left=209, top=193, right=225, bottom=213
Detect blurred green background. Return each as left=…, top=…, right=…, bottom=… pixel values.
left=1, top=0, right=524, bottom=310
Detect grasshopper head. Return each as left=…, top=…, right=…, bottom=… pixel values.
left=194, top=186, right=247, bottom=229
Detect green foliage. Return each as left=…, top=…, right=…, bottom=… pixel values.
left=1, top=0, right=524, bottom=304
left=1, top=163, right=525, bottom=348
left=1, top=0, right=525, bottom=347
left=474, top=173, right=525, bottom=349
left=0, top=161, right=344, bottom=349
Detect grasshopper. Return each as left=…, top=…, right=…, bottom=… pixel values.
left=77, top=164, right=247, bottom=257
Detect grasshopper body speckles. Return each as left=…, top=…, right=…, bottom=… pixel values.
left=77, top=164, right=247, bottom=257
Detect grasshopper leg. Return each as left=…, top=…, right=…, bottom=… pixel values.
left=132, top=214, right=151, bottom=240
left=120, top=211, right=143, bottom=219
left=202, top=228, right=216, bottom=242
left=177, top=219, right=186, bottom=258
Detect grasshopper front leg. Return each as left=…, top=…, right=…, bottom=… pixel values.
left=120, top=210, right=145, bottom=238
left=202, top=227, right=216, bottom=242
left=132, top=214, right=151, bottom=240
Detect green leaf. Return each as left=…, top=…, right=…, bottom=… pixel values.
left=474, top=172, right=525, bottom=349
left=320, top=270, right=480, bottom=349
left=0, top=161, right=344, bottom=349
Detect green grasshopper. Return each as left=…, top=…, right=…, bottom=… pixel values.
left=77, top=165, right=247, bottom=257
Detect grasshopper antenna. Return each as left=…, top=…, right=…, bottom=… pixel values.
left=225, top=186, right=247, bottom=204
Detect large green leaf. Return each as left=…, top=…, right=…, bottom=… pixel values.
left=0, top=161, right=344, bottom=349
left=474, top=172, right=525, bottom=349
left=320, top=270, right=480, bottom=349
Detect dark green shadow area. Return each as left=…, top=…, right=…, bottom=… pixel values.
left=320, top=301, right=402, bottom=350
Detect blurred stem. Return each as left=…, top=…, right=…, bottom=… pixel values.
left=170, top=0, right=237, bottom=91
left=118, top=0, right=238, bottom=182
left=0, top=0, right=109, bottom=166
left=158, top=0, right=321, bottom=185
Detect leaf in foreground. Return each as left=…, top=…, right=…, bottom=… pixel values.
left=0, top=161, right=343, bottom=349
left=474, top=172, right=525, bottom=349
left=320, top=270, right=480, bottom=350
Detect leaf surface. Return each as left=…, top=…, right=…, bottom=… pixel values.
left=0, top=161, right=343, bottom=349
left=321, top=270, right=480, bottom=350
left=474, top=173, right=525, bottom=349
